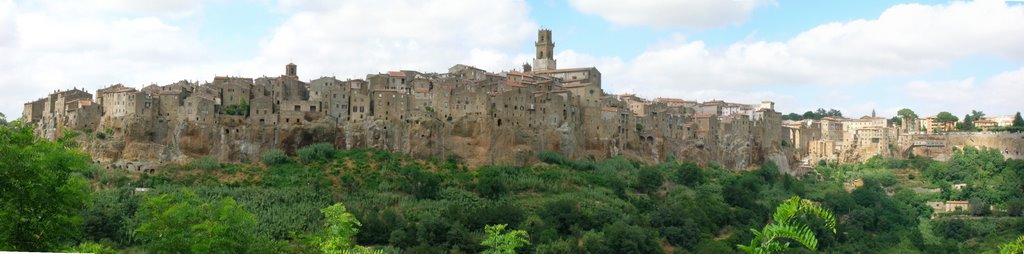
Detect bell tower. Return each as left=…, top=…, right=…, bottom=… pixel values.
left=286, top=62, right=298, bottom=78
left=533, top=29, right=556, bottom=71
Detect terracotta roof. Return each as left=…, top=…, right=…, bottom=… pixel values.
left=388, top=71, right=406, bottom=78
left=503, top=80, right=526, bottom=88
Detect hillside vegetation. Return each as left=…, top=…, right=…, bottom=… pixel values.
left=2, top=118, right=1024, bottom=253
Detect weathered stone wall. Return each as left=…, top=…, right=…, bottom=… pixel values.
left=904, top=132, right=1024, bottom=161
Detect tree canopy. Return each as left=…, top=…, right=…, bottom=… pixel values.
left=481, top=224, right=530, bottom=254
left=783, top=108, right=844, bottom=121
left=897, top=108, right=918, bottom=119
left=134, top=191, right=263, bottom=253
left=0, top=121, right=91, bottom=251
left=936, top=111, right=959, bottom=123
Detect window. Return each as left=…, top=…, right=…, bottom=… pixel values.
left=294, top=105, right=300, bottom=111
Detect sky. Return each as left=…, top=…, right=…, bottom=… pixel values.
left=1, top=0, right=1023, bottom=120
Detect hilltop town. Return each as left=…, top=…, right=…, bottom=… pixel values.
left=20, top=30, right=794, bottom=171
left=20, top=30, right=1023, bottom=173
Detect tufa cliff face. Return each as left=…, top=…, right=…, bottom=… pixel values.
left=75, top=107, right=789, bottom=171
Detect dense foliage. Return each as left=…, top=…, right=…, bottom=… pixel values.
left=2, top=116, right=1023, bottom=253
left=782, top=108, right=843, bottom=121
left=0, top=121, right=92, bottom=251
left=134, top=191, right=265, bottom=253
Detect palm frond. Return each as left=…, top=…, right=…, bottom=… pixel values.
left=798, top=198, right=837, bottom=233
left=761, top=224, right=819, bottom=251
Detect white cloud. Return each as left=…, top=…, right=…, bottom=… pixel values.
left=568, top=0, right=771, bottom=28
left=0, top=0, right=215, bottom=119
left=553, top=0, right=1024, bottom=117
left=2, top=0, right=1022, bottom=122
left=251, top=0, right=536, bottom=79
left=901, top=67, right=1024, bottom=116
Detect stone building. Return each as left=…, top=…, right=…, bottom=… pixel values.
left=309, top=76, right=348, bottom=123
left=22, top=98, right=46, bottom=123
left=64, top=99, right=100, bottom=130
left=210, top=76, right=253, bottom=107
left=533, top=29, right=556, bottom=71
left=24, top=29, right=796, bottom=173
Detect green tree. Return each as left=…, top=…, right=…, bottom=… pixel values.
left=637, top=167, right=664, bottom=193
left=891, top=116, right=902, bottom=126
left=897, top=108, right=918, bottom=119
left=480, top=224, right=530, bottom=254
left=674, top=161, right=705, bottom=186
left=936, top=111, right=958, bottom=124
left=738, top=196, right=837, bottom=254
left=64, top=242, right=118, bottom=254
left=1001, top=235, right=1024, bottom=254
left=1007, top=199, right=1024, bottom=217
left=1014, top=112, right=1024, bottom=127
left=969, top=110, right=985, bottom=121
left=601, top=220, right=663, bottom=253
left=826, top=108, right=843, bottom=117
left=934, top=219, right=970, bottom=241
left=959, top=114, right=974, bottom=131
left=0, top=121, right=91, bottom=251
left=969, top=199, right=990, bottom=216
left=0, top=112, right=7, bottom=125
left=318, top=202, right=384, bottom=254
left=135, top=191, right=260, bottom=253
left=802, top=111, right=816, bottom=120
left=319, top=202, right=361, bottom=253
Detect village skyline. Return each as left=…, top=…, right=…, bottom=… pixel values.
left=2, top=0, right=1024, bottom=119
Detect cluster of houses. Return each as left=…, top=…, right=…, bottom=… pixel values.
left=23, top=29, right=786, bottom=168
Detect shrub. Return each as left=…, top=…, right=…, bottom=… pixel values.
left=673, top=161, right=705, bottom=186
left=477, top=167, right=508, bottom=199
left=538, top=151, right=565, bottom=165
left=65, top=242, right=118, bottom=254
left=1008, top=199, right=1024, bottom=217
left=298, top=143, right=335, bottom=163
left=135, top=192, right=261, bottom=253
left=261, top=149, right=290, bottom=165
left=95, top=131, right=107, bottom=139
left=636, top=167, right=663, bottom=193
left=189, top=156, right=219, bottom=171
